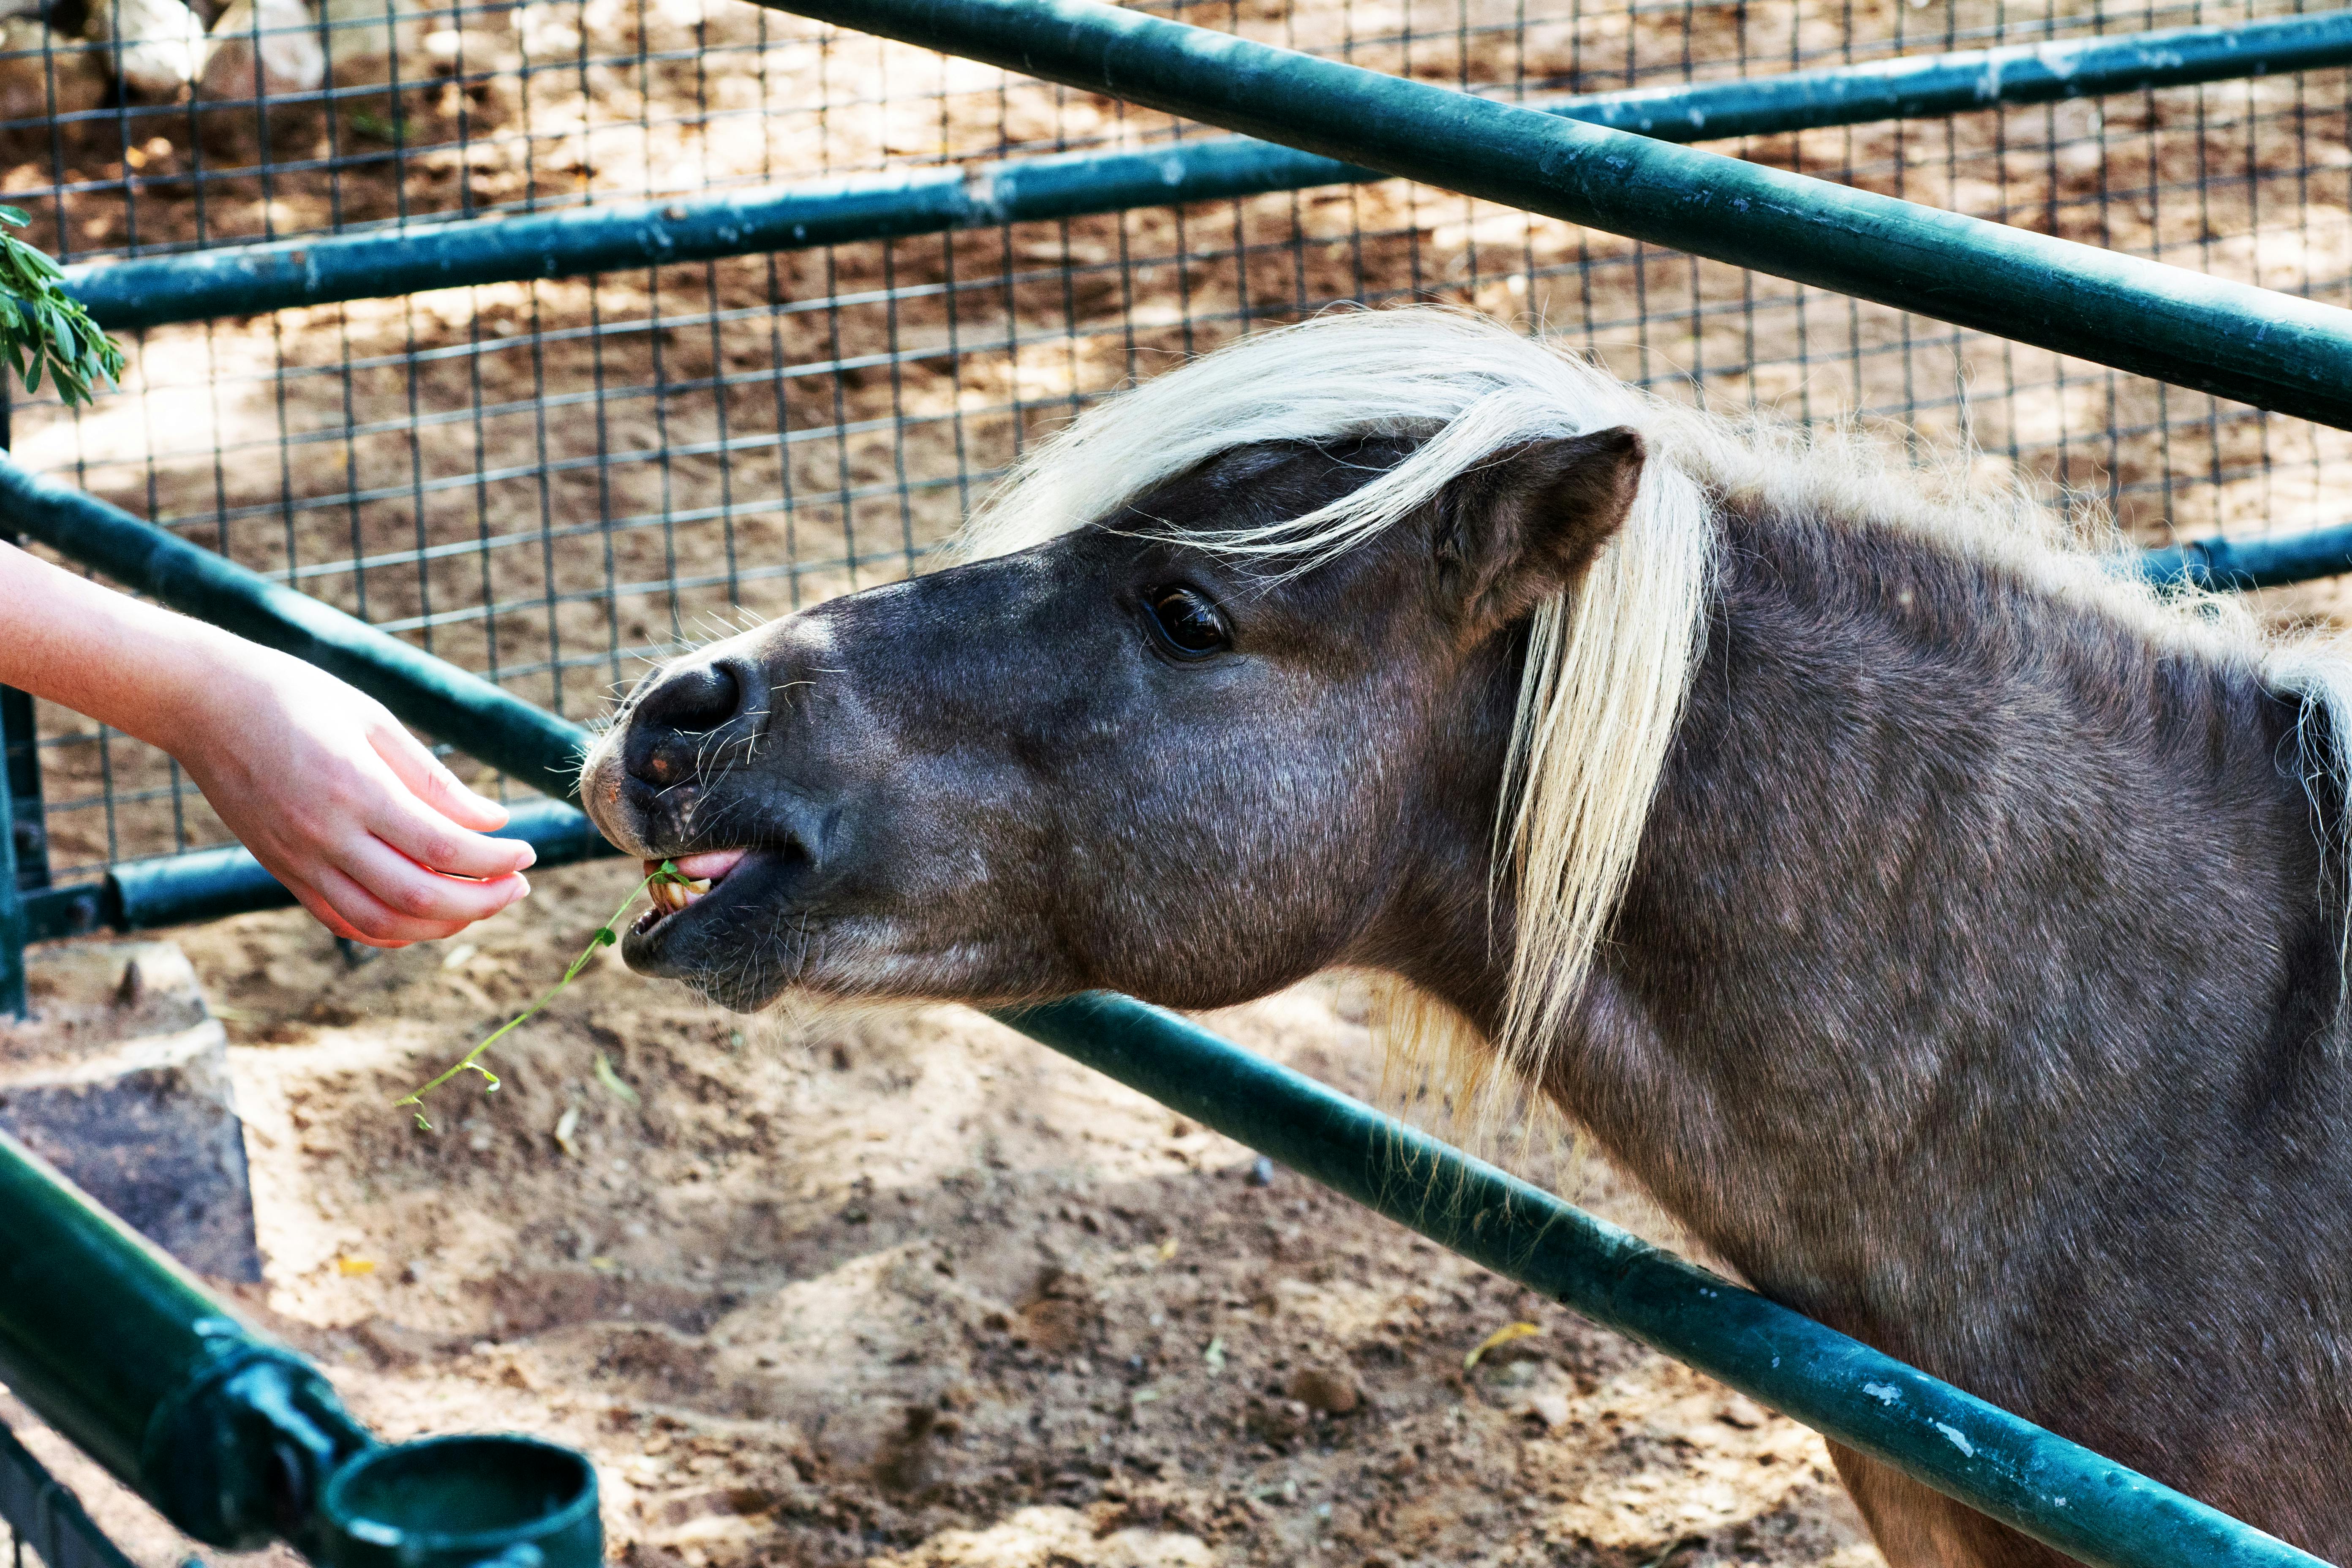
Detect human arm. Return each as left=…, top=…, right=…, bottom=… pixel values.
left=0, top=541, right=532, bottom=946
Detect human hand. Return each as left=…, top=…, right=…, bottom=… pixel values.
left=164, top=640, right=534, bottom=947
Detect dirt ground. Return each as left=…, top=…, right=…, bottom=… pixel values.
left=10, top=866, right=1883, bottom=1568
left=5, top=0, right=2352, bottom=1563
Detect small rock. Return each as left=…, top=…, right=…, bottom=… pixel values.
left=1013, top=1295, right=1091, bottom=1354
left=316, top=0, right=425, bottom=86
left=509, top=0, right=578, bottom=57
left=85, top=0, right=208, bottom=98
left=351, top=1315, right=448, bottom=1369
left=201, top=0, right=323, bottom=99
left=869, top=1405, right=937, bottom=1494
left=1508, top=1361, right=1581, bottom=1431
left=650, top=1486, right=780, bottom=1530
left=1244, top=1395, right=1310, bottom=1446
left=1285, top=1366, right=1361, bottom=1416
left=1715, top=1392, right=1768, bottom=1430
left=419, top=25, right=493, bottom=70
left=1524, top=1388, right=1573, bottom=1429
left=1248, top=1154, right=1274, bottom=1187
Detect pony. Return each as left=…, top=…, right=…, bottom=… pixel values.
left=579, top=307, right=2352, bottom=1567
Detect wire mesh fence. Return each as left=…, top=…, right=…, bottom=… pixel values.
left=5, top=0, right=2351, bottom=888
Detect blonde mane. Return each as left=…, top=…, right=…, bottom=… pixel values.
left=958, top=305, right=2352, bottom=1134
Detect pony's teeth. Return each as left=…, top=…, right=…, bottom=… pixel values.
left=648, top=877, right=711, bottom=921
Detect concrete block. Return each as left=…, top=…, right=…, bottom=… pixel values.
left=0, top=942, right=261, bottom=1283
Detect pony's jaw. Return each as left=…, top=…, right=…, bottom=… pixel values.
left=625, top=904, right=913, bottom=1013
left=611, top=823, right=1054, bottom=1011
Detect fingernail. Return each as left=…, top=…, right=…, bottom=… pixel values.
left=514, top=874, right=532, bottom=899
left=517, top=844, right=538, bottom=869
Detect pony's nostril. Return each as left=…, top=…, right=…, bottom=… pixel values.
left=624, top=659, right=751, bottom=788
left=638, top=661, right=742, bottom=735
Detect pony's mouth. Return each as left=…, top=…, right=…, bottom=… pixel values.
left=634, top=847, right=751, bottom=936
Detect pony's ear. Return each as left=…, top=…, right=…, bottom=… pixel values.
left=1434, top=426, right=1646, bottom=635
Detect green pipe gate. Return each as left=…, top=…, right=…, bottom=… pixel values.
left=2, top=0, right=2350, bottom=1563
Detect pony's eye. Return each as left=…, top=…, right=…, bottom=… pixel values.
left=1143, top=586, right=1228, bottom=660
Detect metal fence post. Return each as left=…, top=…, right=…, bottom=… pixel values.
left=0, top=388, right=47, bottom=896
left=0, top=687, right=45, bottom=897
left=0, top=384, right=25, bottom=1020
left=0, top=734, right=20, bottom=1022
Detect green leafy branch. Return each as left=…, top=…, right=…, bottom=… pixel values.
left=395, top=860, right=683, bottom=1130
left=0, top=206, right=125, bottom=409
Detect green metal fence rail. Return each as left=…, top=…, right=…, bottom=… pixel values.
left=15, top=797, right=623, bottom=948
left=2138, top=521, right=2352, bottom=592
left=750, top=0, right=2352, bottom=433
left=56, top=10, right=2352, bottom=333
left=1, top=755, right=22, bottom=1029
left=0, top=460, right=588, bottom=804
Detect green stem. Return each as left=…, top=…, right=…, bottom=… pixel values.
left=394, top=861, right=680, bottom=1130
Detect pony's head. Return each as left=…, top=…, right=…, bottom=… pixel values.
left=579, top=309, right=1715, bottom=1086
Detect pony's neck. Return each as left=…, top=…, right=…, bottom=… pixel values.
left=1392, top=501, right=2345, bottom=1355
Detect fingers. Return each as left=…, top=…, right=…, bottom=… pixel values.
left=340, top=833, right=531, bottom=928
left=306, top=864, right=437, bottom=947
left=372, top=793, right=537, bottom=880
left=369, top=718, right=511, bottom=833
left=310, top=855, right=528, bottom=946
